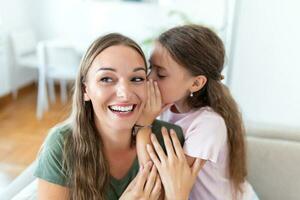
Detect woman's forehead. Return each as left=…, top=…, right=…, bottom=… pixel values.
left=89, top=45, right=146, bottom=72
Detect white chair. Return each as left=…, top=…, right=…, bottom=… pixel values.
left=10, top=29, right=39, bottom=98
left=36, top=41, right=80, bottom=119
left=10, top=29, right=38, bottom=68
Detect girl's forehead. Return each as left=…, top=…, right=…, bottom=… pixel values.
left=151, top=46, right=175, bottom=69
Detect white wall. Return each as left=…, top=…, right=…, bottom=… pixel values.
left=2, top=0, right=298, bottom=129
left=34, top=0, right=227, bottom=54
left=0, top=32, right=10, bottom=96
left=0, top=0, right=228, bottom=97
left=0, top=0, right=37, bottom=96
left=230, top=0, right=300, bottom=128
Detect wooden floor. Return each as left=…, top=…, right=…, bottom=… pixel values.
left=0, top=83, right=71, bottom=189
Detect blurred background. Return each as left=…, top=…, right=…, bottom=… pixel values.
left=0, top=0, right=299, bottom=199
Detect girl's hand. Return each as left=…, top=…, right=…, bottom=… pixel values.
left=120, top=161, right=162, bottom=200
left=146, top=128, right=203, bottom=200
left=136, top=79, right=163, bottom=126
left=135, top=79, right=171, bottom=166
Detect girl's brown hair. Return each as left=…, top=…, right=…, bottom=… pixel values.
left=158, top=24, right=246, bottom=196
left=63, top=33, right=146, bottom=200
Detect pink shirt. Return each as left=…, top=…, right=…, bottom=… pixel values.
left=160, top=106, right=256, bottom=200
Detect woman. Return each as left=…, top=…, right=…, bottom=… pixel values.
left=34, top=33, right=201, bottom=200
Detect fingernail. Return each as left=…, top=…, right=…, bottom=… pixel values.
left=151, top=134, right=156, bottom=140
left=148, top=161, right=153, bottom=167
left=170, top=129, right=175, bottom=135
left=146, top=144, right=151, bottom=150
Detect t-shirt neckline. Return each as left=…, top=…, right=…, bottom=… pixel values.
left=110, top=156, right=139, bottom=185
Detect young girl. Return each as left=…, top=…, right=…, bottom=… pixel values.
left=136, top=25, right=259, bottom=200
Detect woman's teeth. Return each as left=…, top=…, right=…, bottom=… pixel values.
left=109, top=105, right=134, bottom=112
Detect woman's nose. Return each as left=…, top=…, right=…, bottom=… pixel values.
left=116, top=82, right=132, bottom=99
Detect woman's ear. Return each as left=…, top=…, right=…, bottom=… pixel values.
left=83, top=83, right=91, bottom=101
left=190, top=75, right=207, bottom=93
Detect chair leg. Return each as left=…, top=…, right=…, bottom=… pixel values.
left=60, top=80, right=67, bottom=104
left=47, top=78, right=56, bottom=104
left=36, top=74, right=48, bottom=120
left=12, top=88, right=18, bottom=100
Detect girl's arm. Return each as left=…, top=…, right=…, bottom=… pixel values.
left=38, top=179, right=69, bottom=200
left=136, top=126, right=152, bottom=166
left=136, top=79, right=163, bottom=166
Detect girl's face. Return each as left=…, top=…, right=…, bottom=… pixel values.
left=84, top=45, right=147, bottom=132
left=149, top=42, right=194, bottom=108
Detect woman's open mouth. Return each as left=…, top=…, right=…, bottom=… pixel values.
left=108, top=104, right=137, bottom=114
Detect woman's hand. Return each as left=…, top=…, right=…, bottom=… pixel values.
left=146, top=128, right=203, bottom=200
left=136, top=79, right=164, bottom=126
left=120, top=161, right=162, bottom=200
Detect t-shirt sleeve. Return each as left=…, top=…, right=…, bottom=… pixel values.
left=183, top=113, right=227, bottom=163
left=151, top=120, right=184, bottom=153
left=34, top=126, right=69, bottom=186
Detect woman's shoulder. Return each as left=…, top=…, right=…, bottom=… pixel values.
left=35, top=123, right=71, bottom=186
left=42, top=122, right=72, bottom=152
left=152, top=119, right=184, bottom=145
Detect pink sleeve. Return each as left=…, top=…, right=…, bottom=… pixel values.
left=183, top=113, right=227, bottom=163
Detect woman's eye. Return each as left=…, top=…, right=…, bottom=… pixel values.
left=131, top=77, right=145, bottom=82
left=100, top=77, right=113, bottom=83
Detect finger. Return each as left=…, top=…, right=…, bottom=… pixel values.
left=150, top=175, right=162, bottom=198
left=124, top=171, right=138, bottom=192
left=161, top=127, right=176, bottom=158
left=149, top=79, right=157, bottom=110
left=144, top=165, right=158, bottom=196
left=146, top=144, right=162, bottom=170
left=191, top=158, right=205, bottom=177
left=149, top=79, right=156, bottom=102
left=138, top=100, right=146, bottom=116
left=150, top=133, right=167, bottom=162
left=147, top=81, right=151, bottom=109
left=135, top=161, right=152, bottom=191
left=169, top=129, right=185, bottom=160
left=153, top=80, right=161, bottom=106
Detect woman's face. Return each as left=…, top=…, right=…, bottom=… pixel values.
left=84, top=45, right=147, bottom=132
left=149, top=42, right=194, bottom=106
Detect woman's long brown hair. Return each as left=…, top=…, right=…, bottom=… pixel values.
left=158, top=25, right=247, bottom=197
left=63, top=33, right=147, bottom=200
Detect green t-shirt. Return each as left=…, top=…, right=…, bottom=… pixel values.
left=34, top=120, right=184, bottom=199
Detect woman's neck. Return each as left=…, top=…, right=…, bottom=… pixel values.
left=94, top=120, right=133, bottom=152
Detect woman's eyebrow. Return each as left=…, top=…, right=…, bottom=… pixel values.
left=133, top=67, right=146, bottom=72
left=96, top=67, right=116, bottom=72
left=96, top=67, right=146, bottom=73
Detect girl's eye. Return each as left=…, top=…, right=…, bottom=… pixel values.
left=100, top=77, right=113, bottom=83
left=131, top=77, right=145, bottom=82
left=157, top=73, right=167, bottom=79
